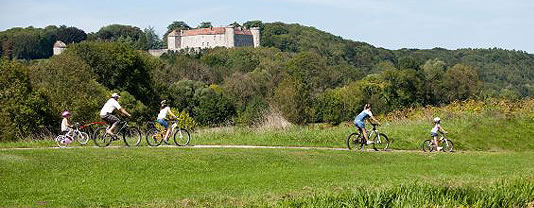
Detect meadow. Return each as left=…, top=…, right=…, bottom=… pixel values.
left=1, top=148, right=533, bottom=207
left=1, top=100, right=534, bottom=207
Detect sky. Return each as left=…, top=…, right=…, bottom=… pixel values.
left=1, top=0, right=533, bottom=53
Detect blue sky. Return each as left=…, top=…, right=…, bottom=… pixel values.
left=1, top=0, right=533, bottom=53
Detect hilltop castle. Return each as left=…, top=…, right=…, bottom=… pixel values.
left=167, top=26, right=260, bottom=50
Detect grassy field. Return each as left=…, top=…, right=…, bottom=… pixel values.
left=1, top=147, right=533, bottom=207
left=192, top=115, right=534, bottom=151
left=3, top=114, right=534, bottom=152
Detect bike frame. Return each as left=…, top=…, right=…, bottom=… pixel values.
left=105, top=120, right=129, bottom=137
left=358, top=123, right=381, bottom=143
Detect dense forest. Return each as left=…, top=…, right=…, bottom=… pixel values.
left=1, top=21, right=534, bottom=141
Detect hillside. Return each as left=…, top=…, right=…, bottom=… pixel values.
left=3, top=21, right=534, bottom=140
left=261, top=22, right=534, bottom=96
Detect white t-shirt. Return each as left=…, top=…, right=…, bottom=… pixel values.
left=157, top=107, right=171, bottom=120
left=431, top=124, right=440, bottom=133
left=61, top=118, right=69, bottom=132
left=100, top=98, right=121, bottom=116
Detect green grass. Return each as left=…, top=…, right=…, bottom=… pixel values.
left=1, top=147, right=533, bottom=207
left=192, top=115, right=534, bottom=151
left=3, top=114, right=534, bottom=152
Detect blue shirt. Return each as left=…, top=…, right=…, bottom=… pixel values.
left=354, top=109, right=373, bottom=123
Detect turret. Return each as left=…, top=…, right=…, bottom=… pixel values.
left=167, top=30, right=181, bottom=50
left=250, top=27, right=260, bottom=48
left=53, top=41, right=66, bottom=55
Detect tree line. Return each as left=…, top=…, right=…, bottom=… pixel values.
left=1, top=21, right=534, bottom=141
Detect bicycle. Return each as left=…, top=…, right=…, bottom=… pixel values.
left=92, top=118, right=142, bottom=147
left=347, top=123, right=390, bottom=151
left=55, top=123, right=90, bottom=147
left=146, top=119, right=191, bottom=146
left=422, top=133, right=454, bottom=152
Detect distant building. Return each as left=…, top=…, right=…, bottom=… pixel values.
left=167, top=26, right=260, bottom=51
left=53, top=41, right=66, bottom=55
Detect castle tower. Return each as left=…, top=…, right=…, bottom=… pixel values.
left=167, top=30, right=181, bottom=50
left=53, top=41, right=66, bottom=55
left=250, top=27, right=260, bottom=48
left=224, top=26, right=235, bottom=48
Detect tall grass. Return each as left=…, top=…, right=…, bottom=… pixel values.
left=191, top=99, right=534, bottom=151
left=263, top=180, right=534, bottom=208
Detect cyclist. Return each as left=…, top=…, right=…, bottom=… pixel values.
left=354, top=104, right=381, bottom=144
left=431, top=117, right=448, bottom=151
left=99, top=93, right=131, bottom=136
left=156, top=100, right=178, bottom=141
left=60, top=111, right=73, bottom=144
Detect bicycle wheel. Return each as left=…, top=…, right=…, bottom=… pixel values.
left=372, top=133, right=390, bottom=151
left=174, top=128, right=191, bottom=146
left=146, top=128, right=163, bottom=146
left=422, top=139, right=433, bottom=152
left=93, top=127, right=112, bottom=147
left=122, top=127, right=142, bottom=147
left=347, top=133, right=363, bottom=150
left=439, top=139, right=454, bottom=152
left=76, top=131, right=90, bottom=145
left=55, top=135, right=67, bottom=147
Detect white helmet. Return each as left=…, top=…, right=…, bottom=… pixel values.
left=433, top=117, right=441, bottom=123
left=111, top=93, right=120, bottom=98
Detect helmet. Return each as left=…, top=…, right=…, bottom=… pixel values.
left=62, top=111, right=71, bottom=117
left=111, top=93, right=120, bottom=98
left=160, top=100, right=167, bottom=105
left=433, top=117, right=441, bottom=123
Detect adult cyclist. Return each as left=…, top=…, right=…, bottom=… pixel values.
left=354, top=104, right=381, bottom=144
left=99, top=93, right=131, bottom=136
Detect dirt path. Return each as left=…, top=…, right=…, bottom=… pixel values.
left=0, top=144, right=426, bottom=152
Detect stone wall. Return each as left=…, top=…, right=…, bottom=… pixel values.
left=180, top=34, right=227, bottom=49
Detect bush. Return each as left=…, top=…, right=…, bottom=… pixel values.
left=0, top=60, right=53, bottom=141
left=30, top=54, right=108, bottom=125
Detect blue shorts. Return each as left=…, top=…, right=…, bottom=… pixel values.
left=354, top=120, right=365, bottom=129
left=156, top=119, right=169, bottom=129
left=430, top=132, right=438, bottom=137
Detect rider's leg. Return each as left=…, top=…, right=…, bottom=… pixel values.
left=104, top=114, right=120, bottom=135
left=157, top=119, right=170, bottom=141
left=107, top=122, right=119, bottom=135
left=432, top=135, right=439, bottom=150
left=164, top=128, right=171, bottom=140
left=362, top=128, right=370, bottom=143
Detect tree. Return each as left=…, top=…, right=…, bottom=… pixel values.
left=273, top=77, right=313, bottom=124
left=0, top=60, right=52, bottom=141
left=442, top=64, right=481, bottom=102
left=56, top=25, right=87, bottom=44
left=422, top=59, right=447, bottom=104
left=167, top=21, right=191, bottom=31
left=192, top=84, right=235, bottom=126
left=228, top=22, right=241, bottom=28
left=198, top=22, right=213, bottom=28
left=92, top=24, right=145, bottom=49
left=243, top=20, right=263, bottom=29
left=143, top=26, right=162, bottom=49
left=66, top=41, right=159, bottom=106
left=29, top=53, right=108, bottom=124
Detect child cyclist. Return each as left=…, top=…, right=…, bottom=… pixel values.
left=156, top=100, right=178, bottom=141
left=60, top=111, right=73, bottom=144
left=431, top=117, right=448, bottom=151
left=354, top=104, right=381, bottom=144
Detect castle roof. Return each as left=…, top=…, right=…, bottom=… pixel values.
left=53, top=40, right=66, bottom=48
left=179, top=27, right=253, bottom=36
left=182, top=27, right=225, bottom=36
